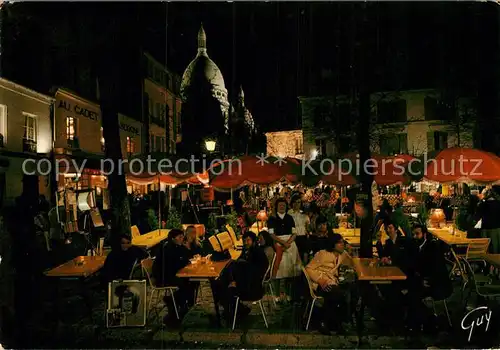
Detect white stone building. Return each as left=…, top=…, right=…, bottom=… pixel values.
left=265, top=130, right=304, bottom=159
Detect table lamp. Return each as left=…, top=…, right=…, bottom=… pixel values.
left=257, top=210, right=268, bottom=232
left=226, top=199, right=234, bottom=206
left=430, top=208, right=446, bottom=228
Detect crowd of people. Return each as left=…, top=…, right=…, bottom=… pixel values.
left=6, top=183, right=499, bottom=340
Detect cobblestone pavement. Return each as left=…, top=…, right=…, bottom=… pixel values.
left=16, top=275, right=500, bottom=349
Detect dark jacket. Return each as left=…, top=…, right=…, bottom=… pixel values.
left=415, top=239, right=452, bottom=300
left=185, top=241, right=203, bottom=258
left=102, top=246, right=148, bottom=283
left=268, top=214, right=295, bottom=237
left=476, top=198, right=500, bottom=229
left=233, top=245, right=269, bottom=300
left=377, top=235, right=416, bottom=276
left=153, top=242, right=190, bottom=287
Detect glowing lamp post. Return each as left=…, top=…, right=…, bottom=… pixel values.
left=205, top=139, right=216, bottom=152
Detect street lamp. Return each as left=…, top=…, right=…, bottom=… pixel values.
left=205, top=139, right=216, bottom=152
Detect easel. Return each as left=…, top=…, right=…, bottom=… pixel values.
left=78, top=190, right=104, bottom=255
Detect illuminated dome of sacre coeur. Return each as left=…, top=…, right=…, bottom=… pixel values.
left=180, top=24, right=228, bottom=105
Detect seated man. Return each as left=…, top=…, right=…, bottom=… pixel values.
left=412, top=224, right=452, bottom=299
left=101, top=235, right=148, bottom=286
left=153, top=229, right=194, bottom=322
left=376, top=220, right=415, bottom=275
left=306, top=233, right=353, bottom=335
left=375, top=220, right=417, bottom=326
left=409, top=224, right=452, bottom=331
left=219, top=231, right=269, bottom=321
left=309, top=215, right=331, bottom=257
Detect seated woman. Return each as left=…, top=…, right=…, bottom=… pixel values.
left=184, top=225, right=203, bottom=258
left=306, top=233, right=353, bottom=335
left=101, top=235, right=148, bottom=286
left=153, top=229, right=195, bottom=322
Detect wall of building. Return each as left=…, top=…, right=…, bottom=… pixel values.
left=54, top=89, right=103, bottom=155
left=265, top=130, right=304, bottom=159
left=300, top=89, right=475, bottom=158
left=144, top=53, right=183, bottom=155
left=118, top=113, right=142, bottom=158
left=0, top=78, right=53, bottom=204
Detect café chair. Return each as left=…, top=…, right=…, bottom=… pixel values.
left=209, top=235, right=223, bottom=252
left=232, top=263, right=270, bottom=330
left=131, top=225, right=141, bottom=239
left=263, top=253, right=277, bottom=310
left=301, top=265, right=324, bottom=331
left=461, top=257, right=500, bottom=306
left=465, top=238, right=490, bottom=262
left=141, top=257, right=179, bottom=320
left=226, top=224, right=241, bottom=248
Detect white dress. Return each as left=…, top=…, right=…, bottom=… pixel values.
left=275, top=235, right=302, bottom=279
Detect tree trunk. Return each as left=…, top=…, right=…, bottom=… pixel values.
left=95, top=20, right=131, bottom=241
left=356, top=4, right=374, bottom=258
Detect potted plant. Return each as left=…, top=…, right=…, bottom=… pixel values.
left=146, top=209, right=159, bottom=231
left=165, top=207, right=182, bottom=230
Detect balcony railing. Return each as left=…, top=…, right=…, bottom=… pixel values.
left=23, top=139, right=37, bottom=153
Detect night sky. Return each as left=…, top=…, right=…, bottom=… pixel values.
left=153, top=2, right=496, bottom=131
left=3, top=2, right=498, bottom=132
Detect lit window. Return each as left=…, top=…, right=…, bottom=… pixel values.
left=100, top=127, right=105, bottom=151
left=23, top=113, right=37, bottom=152
left=0, top=104, right=7, bottom=145
left=66, top=116, right=76, bottom=140
left=127, top=136, right=135, bottom=154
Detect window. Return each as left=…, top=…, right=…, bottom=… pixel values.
left=315, top=139, right=327, bottom=157
left=23, top=113, right=37, bottom=152
left=177, top=112, right=181, bottom=135
left=379, top=133, right=408, bottom=156
left=66, top=116, right=76, bottom=140
left=166, top=73, right=171, bottom=89
left=147, top=60, right=154, bottom=79
left=156, top=103, right=164, bottom=121
left=424, top=97, right=438, bottom=121
left=100, top=127, right=105, bottom=151
left=434, top=131, right=448, bottom=151
left=148, top=99, right=154, bottom=118
left=155, top=136, right=162, bottom=152
left=149, top=133, right=155, bottom=152
left=377, top=99, right=407, bottom=123
left=0, top=104, right=7, bottom=146
left=127, top=136, right=135, bottom=155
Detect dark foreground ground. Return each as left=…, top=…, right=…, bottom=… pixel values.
left=7, top=270, right=500, bottom=349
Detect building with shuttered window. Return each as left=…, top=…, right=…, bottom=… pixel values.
left=299, top=88, right=476, bottom=159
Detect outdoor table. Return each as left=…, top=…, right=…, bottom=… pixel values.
left=45, top=255, right=106, bottom=333
left=428, top=228, right=470, bottom=246
left=334, top=228, right=361, bottom=236
left=351, top=258, right=406, bottom=341
left=176, top=259, right=233, bottom=326
left=132, top=229, right=170, bottom=249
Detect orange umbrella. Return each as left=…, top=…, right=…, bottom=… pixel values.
left=209, top=155, right=299, bottom=189
left=341, top=153, right=407, bottom=186
left=320, top=161, right=357, bottom=186
left=424, top=147, right=500, bottom=184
